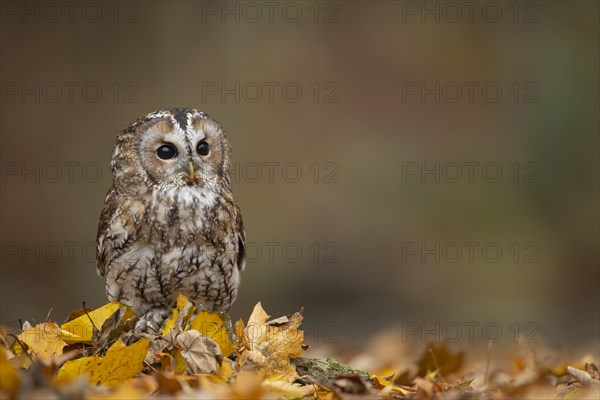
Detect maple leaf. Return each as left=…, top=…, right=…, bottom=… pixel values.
left=12, top=322, right=67, bottom=360
left=93, top=306, right=137, bottom=352
left=235, top=302, right=310, bottom=398
left=57, top=337, right=150, bottom=387
left=60, top=302, right=129, bottom=344
left=174, top=330, right=223, bottom=375
left=161, top=294, right=236, bottom=359
left=189, top=310, right=236, bottom=357
left=161, top=294, right=196, bottom=336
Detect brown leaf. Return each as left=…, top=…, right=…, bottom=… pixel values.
left=414, top=376, right=438, bottom=399
left=584, top=363, right=600, bottom=381
left=145, top=337, right=173, bottom=366
left=154, top=371, right=184, bottom=395
left=175, top=330, right=223, bottom=375
left=568, top=365, right=600, bottom=387
left=416, top=342, right=463, bottom=377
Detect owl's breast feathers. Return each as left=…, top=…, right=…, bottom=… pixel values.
left=96, top=185, right=246, bottom=279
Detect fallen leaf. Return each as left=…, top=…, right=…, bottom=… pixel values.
left=313, top=386, right=341, bottom=400
left=175, top=330, right=223, bottom=374
left=94, top=306, right=136, bottom=352
left=372, top=374, right=415, bottom=397
left=568, top=365, right=600, bottom=387
left=154, top=371, right=184, bottom=396
left=414, top=376, right=438, bottom=398
left=0, top=347, right=20, bottom=398
left=584, top=363, right=600, bottom=381
left=63, top=307, right=94, bottom=323
left=175, top=350, right=192, bottom=376
left=146, top=337, right=174, bottom=367
left=57, top=338, right=150, bottom=387
left=13, top=322, right=67, bottom=359
left=503, top=351, right=545, bottom=391
left=261, top=373, right=314, bottom=398
left=162, top=294, right=196, bottom=336
left=209, top=358, right=235, bottom=385
left=416, top=342, right=463, bottom=377
left=86, top=379, right=146, bottom=400
left=237, top=302, right=304, bottom=378
left=189, top=310, right=236, bottom=357
left=60, top=302, right=125, bottom=344
left=0, top=326, right=11, bottom=349
left=204, top=369, right=264, bottom=399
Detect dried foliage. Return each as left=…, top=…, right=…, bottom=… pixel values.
left=0, top=296, right=598, bottom=399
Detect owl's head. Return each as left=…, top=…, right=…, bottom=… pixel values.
left=111, top=108, right=232, bottom=194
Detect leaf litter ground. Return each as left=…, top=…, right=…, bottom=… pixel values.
left=0, top=295, right=598, bottom=399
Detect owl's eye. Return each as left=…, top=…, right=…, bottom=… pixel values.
left=197, top=141, right=209, bottom=156
left=156, top=144, right=178, bottom=160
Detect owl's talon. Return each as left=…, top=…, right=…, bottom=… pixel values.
left=134, top=309, right=170, bottom=335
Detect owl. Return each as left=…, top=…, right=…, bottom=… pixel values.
left=96, top=108, right=246, bottom=333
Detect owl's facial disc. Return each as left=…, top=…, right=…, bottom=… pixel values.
left=136, top=115, right=229, bottom=189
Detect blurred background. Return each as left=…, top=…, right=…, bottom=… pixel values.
left=1, top=1, right=598, bottom=355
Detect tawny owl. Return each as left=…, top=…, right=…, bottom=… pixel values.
left=96, top=108, right=246, bottom=332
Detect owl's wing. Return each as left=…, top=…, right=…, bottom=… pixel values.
left=235, top=205, right=246, bottom=271
left=96, top=187, right=133, bottom=277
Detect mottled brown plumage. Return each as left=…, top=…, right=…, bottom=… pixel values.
left=96, top=109, right=245, bottom=332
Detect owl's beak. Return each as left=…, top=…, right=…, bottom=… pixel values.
left=188, top=162, right=195, bottom=180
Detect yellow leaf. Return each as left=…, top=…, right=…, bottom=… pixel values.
left=206, top=369, right=313, bottom=399
left=206, top=369, right=265, bottom=399
left=261, top=373, right=314, bottom=398
left=56, top=355, right=100, bottom=382
left=0, top=348, right=20, bottom=398
left=13, top=322, right=66, bottom=359
left=189, top=310, right=236, bottom=356
left=60, top=302, right=125, bottom=343
left=57, top=338, right=150, bottom=387
left=373, top=375, right=415, bottom=397
left=162, top=294, right=196, bottom=335
left=247, top=302, right=270, bottom=338
left=172, top=350, right=187, bottom=375
left=209, top=358, right=235, bottom=385
left=175, top=293, right=190, bottom=310
left=313, top=386, right=339, bottom=400
left=237, top=303, right=304, bottom=382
